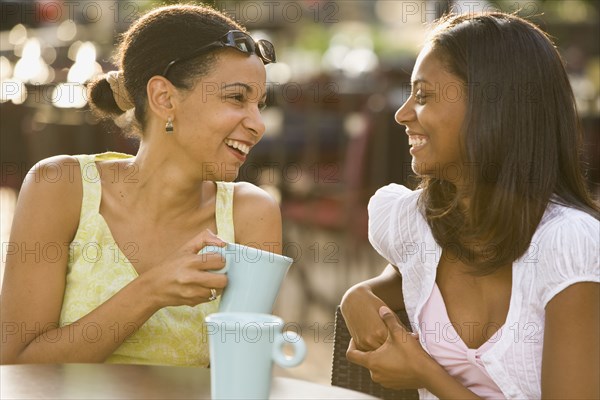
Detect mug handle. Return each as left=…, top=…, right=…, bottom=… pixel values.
left=272, top=331, right=306, bottom=368
left=198, top=245, right=230, bottom=274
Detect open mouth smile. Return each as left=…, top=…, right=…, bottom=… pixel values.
left=224, top=139, right=250, bottom=155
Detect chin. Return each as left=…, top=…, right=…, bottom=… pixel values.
left=411, top=159, right=433, bottom=176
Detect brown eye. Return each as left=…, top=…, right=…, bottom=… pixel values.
left=414, top=90, right=427, bottom=105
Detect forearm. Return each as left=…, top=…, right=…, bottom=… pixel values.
left=422, top=360, right=482, bottom=400
left=11, top=277, right=158, bottom=364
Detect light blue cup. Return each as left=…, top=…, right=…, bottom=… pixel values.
left=200, top=243, right=294, bottom=313
left=205, top=312, right=306, bottom=400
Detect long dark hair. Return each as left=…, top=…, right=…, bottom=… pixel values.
left=418, top=12, right=599, bottom=273
left=87, top=4, right=244, bottom=135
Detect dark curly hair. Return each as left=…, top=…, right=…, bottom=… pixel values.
left=87, top=4, right=244, bottom=136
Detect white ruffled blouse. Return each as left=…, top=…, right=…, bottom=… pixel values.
left=368, top=184, right=599, bottom=399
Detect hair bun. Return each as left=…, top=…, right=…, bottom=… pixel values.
left=87, top=76, right=126, bottom=117
left=105, top=71, right=134, bottom=111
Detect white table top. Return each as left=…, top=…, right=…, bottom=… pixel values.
left=1, top=363, right=379, bottom=399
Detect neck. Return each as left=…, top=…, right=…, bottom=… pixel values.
left=122, top=140, right=212, bottom=222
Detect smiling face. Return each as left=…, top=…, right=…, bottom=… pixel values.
left=172, top=49, right=267, bottom=181
left=395, top=45, right=467, bottom=183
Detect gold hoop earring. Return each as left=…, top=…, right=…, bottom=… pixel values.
left=165, top=117, right=174, bottom=134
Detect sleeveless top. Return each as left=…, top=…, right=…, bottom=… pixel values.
left=368, top=184, right=599, bottom=399
left=420, top=283, right=505, bottom=398
left=58, top=152, right=236, bottom=366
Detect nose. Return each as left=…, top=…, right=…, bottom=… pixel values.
left=394, top=95, right=414, bottom=126
left=243, top=104, right=266, bottom=138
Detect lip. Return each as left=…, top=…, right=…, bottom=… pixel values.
left=224, top=137, right=255, bottom=162
left=406, top=131, right=429, bottom=156
left=226, top=145, right=247, bottom=162
left=405, top=129, right=427, bottom=137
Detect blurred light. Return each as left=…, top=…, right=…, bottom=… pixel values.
left=0, top=57, right=13, bottom=80
left=14, top=58, right=51, bottom=84
left=13, top=38, right=51, bottom=84
left=322, top=45, right=349, bottom=71
left=330, top=33, right=352, bottom=47
left=57, top=20, right=78, bottom=42
left=249, top=30, right=272, bottom=43
left=21, top=38, right=41, bottom=59
left=344, top=113, right=368, bottom=138
left=0, top=79, right=28, bottom=104
left=8, top=24, right=27, bottom=46
left=68, top=41, right=82, bottom=61
left=261, top=108, right=284, bottom=137
left=266, top=62, right=292, bottom=84
left=46, top=67, right=56, bottom=84
left=68, top=42, right=102, bottom=84
left=42, top=45, right=57, bottom=65
left=367, top=93, right=387, bottom=113
left=354, top=34, right=374, bottom=50
left=342, top=48, right=379, bottom=78
left=51, top=83, right=87, bottom=108
left=282, top=50, right=321, bottom=81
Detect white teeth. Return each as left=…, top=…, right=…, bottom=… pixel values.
left=408, top=136, right=428, bottom=147
left=225, top=139, right=250, bottom=155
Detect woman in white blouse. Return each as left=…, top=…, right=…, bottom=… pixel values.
left=341, top=12, right=599, bottom=399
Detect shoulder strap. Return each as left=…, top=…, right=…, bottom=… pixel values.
left=73, top=154, right=102, bottom=221
left=73, top=152, right=134, bottom=221
left=215, top=182, right=235, bottom=243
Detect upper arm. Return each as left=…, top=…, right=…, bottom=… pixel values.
left=232, top=182, right=282, bottom=253
left=542, top=281, right=599, bottom=399
left=1, top=156, right=82, bottom=363
left=363, top=264, right=405, bottom=311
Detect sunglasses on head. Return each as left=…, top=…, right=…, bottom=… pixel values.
left=162, top=30, right=276, bottom=77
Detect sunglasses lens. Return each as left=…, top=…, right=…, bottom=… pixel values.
left=227, top=31, right=252, bottom=53
left=223, top=31, right=276, bottom=65
left=233, top=37, right=253, bottom=53
left=257, top=40, right=276, bottom=64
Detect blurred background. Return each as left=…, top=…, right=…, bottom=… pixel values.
left=1, top=0, right=599, bottom=384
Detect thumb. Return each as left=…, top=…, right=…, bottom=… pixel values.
left=186, top=229, right=226, bottom=254
left=379, top=306, right=409, bottom=339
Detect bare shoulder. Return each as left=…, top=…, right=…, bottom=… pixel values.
left=233, top=181, right=278, bottom=207
left=232, top=182, right=282, bottom=251
left=15, top=155, right=83, bottom=241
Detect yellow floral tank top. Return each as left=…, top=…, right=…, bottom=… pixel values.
left=59, top=152, right=235, bottom=366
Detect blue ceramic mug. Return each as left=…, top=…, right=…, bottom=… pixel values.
left=205, top=312, right=306, bottom=400
left=200, top=243, right=294, bottom=313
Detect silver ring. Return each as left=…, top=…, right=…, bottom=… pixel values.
left=208, top=288, right=217, bottom=301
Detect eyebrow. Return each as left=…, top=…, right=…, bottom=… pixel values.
left=222, top=82, right=267, bottom=100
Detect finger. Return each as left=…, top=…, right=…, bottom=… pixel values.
left=346, top=339, right=369, bottom=367
left=194, top=253, right=226, bottom=271
left=185, top=229, right=226, bottom=254
left=194, top=271, right=228, bottom=288
left=379, top=306, right=410, bottom=338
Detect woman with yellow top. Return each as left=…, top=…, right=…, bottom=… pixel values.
left=1, top=4, right=281, bottom=366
